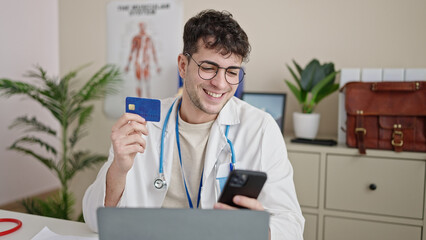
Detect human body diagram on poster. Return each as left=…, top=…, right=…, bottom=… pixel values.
left=125, top=22, right=161, bottom=98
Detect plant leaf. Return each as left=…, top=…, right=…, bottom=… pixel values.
left=285, top=80, right=303, bottom=103
left=11, top=136, right=57, bottom=156
left=9, top=116, right=57, bottom=136
left=317, top=62, right=335, bottom=88
left=75, top=65, right=121, bottom=103
left=78, top=105, right=94, bottom=127
left=0, top=78, right=64, bottom=122
left=0, top=79, right=38, bottom=96
left=316, top=83, right=339, bottom=103
left=286, top=64, right=302, bottom=89
left=21, top=190, right=75, bottom=220
left=321, top=62, right=335, bottom=77
left=300, top=59, right=320, bottom=91
left=9, top=145, right=59, bottom=174
left=69, top=105, right=93, bottom=148
left=310, top=71, right=338, bottom=104
left=292, top=59, right=303, bottom=75
left=67, top=151, right=107, bottom=179
left=58, top=63, right=91, bottom=100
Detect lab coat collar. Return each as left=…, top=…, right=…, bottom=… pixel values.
left=151, top=97, right=179, bottom=131
left=216, top=97, right=241, bottom=126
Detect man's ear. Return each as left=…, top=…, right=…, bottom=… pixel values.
left=177, top=54, right=188, bottom=79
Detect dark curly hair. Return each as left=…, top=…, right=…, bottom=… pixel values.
left=183, top=9, right=251, bottom=62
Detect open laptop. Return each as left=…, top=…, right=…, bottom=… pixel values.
left=97, top=207, right=270, bottom=240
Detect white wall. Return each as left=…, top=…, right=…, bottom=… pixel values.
left=59, top=0, right=426, bottom=139
left=0, top=0, right=60, bottom=205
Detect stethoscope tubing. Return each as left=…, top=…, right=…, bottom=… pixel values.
left=0, top=218, right=22, bottom=236
left=159, top=99, right=177, bottom=174
left=225, top=125, right=236, bottom=171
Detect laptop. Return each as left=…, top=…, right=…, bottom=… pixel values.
left=97, top=207, right=270, bottom=240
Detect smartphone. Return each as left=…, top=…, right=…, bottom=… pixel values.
left=218, top=170, right=267, bottom=208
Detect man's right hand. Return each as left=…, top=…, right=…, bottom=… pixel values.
left=111, top=113, right=148, bottom=174
left=105, top=113, right=148, bottom=206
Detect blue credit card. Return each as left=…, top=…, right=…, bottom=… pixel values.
left=125, top=97, right=161, bottom=122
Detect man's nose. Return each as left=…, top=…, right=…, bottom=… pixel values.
left=209, top=68, right=229, bottom=87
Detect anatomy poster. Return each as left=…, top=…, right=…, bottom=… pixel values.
left=105, top=1, right=183, bottom=118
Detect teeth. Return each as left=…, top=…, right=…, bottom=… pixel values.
left=206, top=91, right=222, bottom=98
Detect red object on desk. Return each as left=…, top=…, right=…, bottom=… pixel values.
left=0, top=218, right=22, bottom=236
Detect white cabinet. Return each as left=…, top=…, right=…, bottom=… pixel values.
left=303, top=213, right=318, bottom=240
left=286, top=141, right=426, bottom=240
left=288, top=151, right=320, bottom=208
left=324, top=217, right=422, bottom=240
left=326, top=155, right=424, bottom=219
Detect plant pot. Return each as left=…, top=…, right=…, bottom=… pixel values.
left=293, top=112, right=320, bottom=139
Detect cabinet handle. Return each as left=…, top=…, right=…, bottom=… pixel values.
left=369, top=184, right=377, bottom=190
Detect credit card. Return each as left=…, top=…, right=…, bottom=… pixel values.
left=125, top=97, right=161, bottom=122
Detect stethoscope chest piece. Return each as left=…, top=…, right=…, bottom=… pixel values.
left=154, top=175, right=167, bottom=189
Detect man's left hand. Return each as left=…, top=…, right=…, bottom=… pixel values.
left=213, top=195, right=264, bottom=210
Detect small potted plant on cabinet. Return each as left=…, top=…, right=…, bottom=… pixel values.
left=285, top=59, right=339, bottom=139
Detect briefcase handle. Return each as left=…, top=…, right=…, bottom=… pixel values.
left=371, top=82, right=421, bottom=92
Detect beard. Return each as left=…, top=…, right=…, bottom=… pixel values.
left=184, top=80, right=231, bottom=116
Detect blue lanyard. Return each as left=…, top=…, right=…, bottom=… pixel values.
left=175, top=100, right=203, bottom=208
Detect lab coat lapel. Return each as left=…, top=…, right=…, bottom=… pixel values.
left=202, top=98, right=240, bottom=206
left=203, top=122, right=228, bottom=183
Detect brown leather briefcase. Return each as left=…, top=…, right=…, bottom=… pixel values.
left=344, top=81, right=426, bottom=154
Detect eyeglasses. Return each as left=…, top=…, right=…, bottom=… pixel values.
left=185, top=53, right=245, bottom=85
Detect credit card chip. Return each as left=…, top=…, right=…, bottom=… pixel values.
left=128, top=104, right=135, bottom=110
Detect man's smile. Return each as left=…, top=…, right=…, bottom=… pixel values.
left=205, top=90, right=224, bottom=98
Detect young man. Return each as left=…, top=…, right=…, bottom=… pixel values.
left=83, top=9, right=304, bottom=239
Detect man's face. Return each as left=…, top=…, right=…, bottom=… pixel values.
left=180, top=40, right=242, bottom=121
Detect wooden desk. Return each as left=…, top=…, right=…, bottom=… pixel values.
left=0, top=209, right=97, bottom=239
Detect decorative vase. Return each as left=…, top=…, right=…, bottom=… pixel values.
left=293, top=112, right=320, bottom=139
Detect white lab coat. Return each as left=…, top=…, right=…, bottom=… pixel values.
left=83, top=96, right=304, bottom=239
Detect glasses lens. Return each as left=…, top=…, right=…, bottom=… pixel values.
left=198, top=62, right=218, bottom=80
left=225, top=68, right=244, bottom=85
left=197, top=60, right=244, bottom=85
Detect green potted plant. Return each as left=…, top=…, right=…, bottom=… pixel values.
left=0, top=64, right=121, bottom=221
left=285, top=59, right=339, bottom=139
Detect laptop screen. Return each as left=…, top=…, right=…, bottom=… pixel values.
left=97, top=207, right=269, bottom=240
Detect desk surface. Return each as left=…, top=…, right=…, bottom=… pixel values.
left=0, top=209, right=97, bottom=239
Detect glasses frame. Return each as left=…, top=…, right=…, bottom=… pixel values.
left=185, top=53, right=245, bottom=85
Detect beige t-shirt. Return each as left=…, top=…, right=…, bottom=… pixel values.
left=162, top=114, right=214, bottom=208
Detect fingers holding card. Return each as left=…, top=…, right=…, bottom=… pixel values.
left=109, top=97, right=161, bottom=174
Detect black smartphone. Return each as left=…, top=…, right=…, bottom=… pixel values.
left=218, top=170, right=267, bottom=208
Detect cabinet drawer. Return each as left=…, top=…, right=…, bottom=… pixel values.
left=326, top=155, right=425, bottom=219
left=324, top=216, right=422, bottom=240
left=303, top=213, right=317, bottom=240
left=288, top=151, right=320, bottom=207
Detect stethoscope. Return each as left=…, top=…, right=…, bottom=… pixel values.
left=0, top=218, right=22, bottom=236
left=153, top=99, right=236, bottom=207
